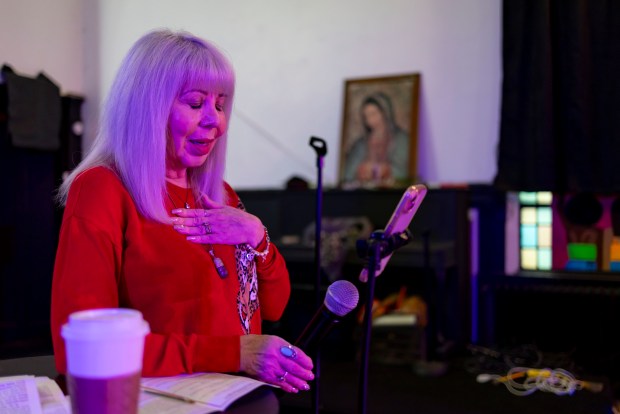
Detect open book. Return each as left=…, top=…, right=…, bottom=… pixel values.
left=139, top=373, right=274, bottom=413
left=0, top=372, right=272, bottom=414
left=0, top=375, right=70, bottom=414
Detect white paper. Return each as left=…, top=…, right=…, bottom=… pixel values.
left=140, top=373, right=271, bottom=412
left=0, top=375, right=71, bottom=414
left=139, top=391, right=217, bottom=414
left=0, top=375, right=42, bottom=414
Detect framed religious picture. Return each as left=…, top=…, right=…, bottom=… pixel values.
left=338, top=73, right=420, bottom=189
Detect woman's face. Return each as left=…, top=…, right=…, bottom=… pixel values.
left=362, top=103, right=385, bottom=131
left=167, top=88, right=228, bottom=172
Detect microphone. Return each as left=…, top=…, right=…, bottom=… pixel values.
left=294, top=280, right=360, bottom=353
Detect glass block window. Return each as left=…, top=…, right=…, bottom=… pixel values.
left=519, top=192, right=553, bottom=270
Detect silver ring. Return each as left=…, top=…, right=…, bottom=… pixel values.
left=203, top=223, right=212, bottom=234
left=277, top=371, right=288, bottom=382
left=280, top=345, right=297, bottom=359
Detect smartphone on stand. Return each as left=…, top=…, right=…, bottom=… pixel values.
left=359, top=184, right=427, bottom=282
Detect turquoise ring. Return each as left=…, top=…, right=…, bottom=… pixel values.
left=280, top=345, right=297, bottom=359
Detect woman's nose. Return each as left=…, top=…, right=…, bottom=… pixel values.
left=199, top=104, right=220, bottom=128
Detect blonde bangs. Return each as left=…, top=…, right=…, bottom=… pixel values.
left=179, top=44, right=235, bottom=107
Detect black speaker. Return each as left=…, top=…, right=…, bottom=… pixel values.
left=56, top=95, right=84, bottom=183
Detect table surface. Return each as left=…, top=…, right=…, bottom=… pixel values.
left=0, top=355, right=58, bottom=378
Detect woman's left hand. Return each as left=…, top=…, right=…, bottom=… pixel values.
left=170, top=194, right=264, bottom=247
left=240, top=334, right=314, bottom=393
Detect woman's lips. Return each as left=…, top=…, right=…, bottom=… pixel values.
left=188, top=138, right=214, bottom=156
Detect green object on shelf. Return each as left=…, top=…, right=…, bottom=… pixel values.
left=567, top=243, right=597, bottom=261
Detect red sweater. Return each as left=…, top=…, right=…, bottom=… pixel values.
left=51, top=167, right=290, bottom=376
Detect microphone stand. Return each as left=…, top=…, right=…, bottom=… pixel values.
left=308, top=136, right=327, bottom=414
left=356, top=230, right=411, bottom=414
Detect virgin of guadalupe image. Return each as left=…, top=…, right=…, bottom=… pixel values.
left=342, top=92, right=409, bottom=188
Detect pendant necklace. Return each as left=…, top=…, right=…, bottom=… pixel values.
left=207, top=246, right=228, bottom=278
left=166, top=181, right=228, bottom=278
left=166, top=184, right=190, bottom=209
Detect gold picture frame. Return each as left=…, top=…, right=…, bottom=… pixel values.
left=338, top=73, right=420, bottom=189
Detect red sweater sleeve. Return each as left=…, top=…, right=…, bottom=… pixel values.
left=255, top=243, right=290, bottom=321
left=51, top=173, right=124, bottom=374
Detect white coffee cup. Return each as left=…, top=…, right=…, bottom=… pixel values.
left=61, top=308, right=150, bottom=414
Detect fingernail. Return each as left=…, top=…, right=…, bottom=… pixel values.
left=291, top=387, right=298, bottom=393
left=187, top=236, right=197, bottom=241
left=173, top=225, right=184, bottom=230
left=171, top=217, right=180, bottom=223
left=302, top=384, right=310, bottom=391
left=172, top=209, right=182, bottom=214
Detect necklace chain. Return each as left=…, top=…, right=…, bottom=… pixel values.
left=166, top=187, right=190, bottom=209
left=166, top=183, right=228, bottom=279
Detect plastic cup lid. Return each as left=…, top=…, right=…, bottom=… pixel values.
left=61, top=308, right=150, bottom=341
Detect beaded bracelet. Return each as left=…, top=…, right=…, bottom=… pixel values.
left=245, top=226, right=270, bottom=261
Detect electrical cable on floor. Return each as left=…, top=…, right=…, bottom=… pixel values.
left=464, top=343, right=577, bottom=376
left=476, top=366, right=604, bottom=396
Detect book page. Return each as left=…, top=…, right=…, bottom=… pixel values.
left=0, top=375, right=42, bottom=414
left=141, top=373, right=272, bottom=412
left=139, top=391, right=217, bottom=414
left=35, top=377, right=71, bottom=414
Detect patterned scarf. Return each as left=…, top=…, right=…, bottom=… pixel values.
left=234, top=199, right=260, bottom=334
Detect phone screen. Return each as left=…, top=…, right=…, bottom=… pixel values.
left=359, top=184, right=427, bottom=282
